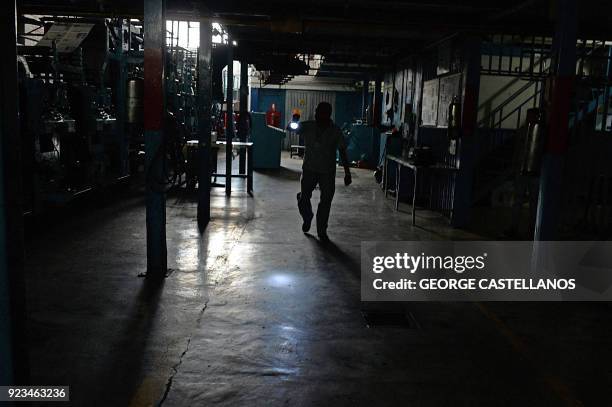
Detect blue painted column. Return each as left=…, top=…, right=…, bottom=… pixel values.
left=197, top=18, right=212, bottom=231
left=373, top=76, right=382, bottom=127
left=238, top=60, right=249, bottom=174
left=144, top=0, right=167, bottom=276
left=451, top=36, right=481, bottom=227
left=534, top=0, right=577, bottom=241
left=362, top=76, right=369, bottom=119
left=0, top=0, right=28, bottom=385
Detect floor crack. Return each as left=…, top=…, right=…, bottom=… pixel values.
left=157, top=215, right=251, bottom=405
left=157, top=303, right=208, bottom=407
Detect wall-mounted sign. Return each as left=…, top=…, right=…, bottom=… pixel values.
left=422, top=79, right=439, bottom=126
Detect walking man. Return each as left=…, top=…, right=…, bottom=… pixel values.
left=297, top=102, right=352, bottom=242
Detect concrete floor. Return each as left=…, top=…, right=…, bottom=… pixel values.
left=24, top=152, right=612, bottom=406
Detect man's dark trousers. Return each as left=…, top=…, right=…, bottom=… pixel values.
left=297, top=169, right=336, bottom=235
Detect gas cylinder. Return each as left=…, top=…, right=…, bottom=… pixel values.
left=520, top=108, right=545, bottom=176
left=447, top=96, right=461, bottom=140
left=126, top=78, right=144, bottom=124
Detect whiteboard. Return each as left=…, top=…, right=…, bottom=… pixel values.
left=421, top=79, right=439, bottom=126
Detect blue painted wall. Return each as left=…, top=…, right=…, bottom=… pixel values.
left=335, top=91, right=363, bottom=128
left=250, top=88, right=286, bottom=125
left=251, top=88, right=362, bottom=128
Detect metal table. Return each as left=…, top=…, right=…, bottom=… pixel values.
left=290, top=145, right=305, bottom=158
left=385, top=154, right=458, bottom=226
left=213, top=141, right=253, bottom=195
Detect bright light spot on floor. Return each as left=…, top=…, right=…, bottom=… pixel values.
left=268, top=273, right=293, bottom=287
left=205, top=230, right=227, bottom=257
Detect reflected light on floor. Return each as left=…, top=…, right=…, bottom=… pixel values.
left=176, top=240, right=199, bottom=271
left=267, top=273, right=294, bottom=287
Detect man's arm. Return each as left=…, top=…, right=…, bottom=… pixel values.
left=337, top=132, right=352, bottom=186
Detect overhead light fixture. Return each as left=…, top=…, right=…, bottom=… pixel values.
left=232, top=40, right=238, bottom=46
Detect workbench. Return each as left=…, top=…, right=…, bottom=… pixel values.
left=213, top=141, right=253, bottom=195
left=290, top=145, right=305, bottom=158
left=384, top=154, right=458, bottom=226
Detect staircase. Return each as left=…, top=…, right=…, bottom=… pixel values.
left=472, top=79, right=608, bottom=205
left=471, top=35, right=612, bottom=237
left=471, top=35, right=555, bottom=204
left=472, top=83, right=543, bottom=204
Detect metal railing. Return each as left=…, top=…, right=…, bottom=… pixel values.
left=478, top=81, right=543, bottom=129
left=481, top=35, right=552, bottom=79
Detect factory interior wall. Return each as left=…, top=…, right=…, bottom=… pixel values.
left=250, top=88, right=286, bottom=125
left=285, top=90, right=336, bottom=122
left=251, top=87, right=362, bottom=128
left=383, top=66, right=417, bottom=129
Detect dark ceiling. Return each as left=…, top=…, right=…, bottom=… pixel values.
left=17, top=0, right=612, bottom=81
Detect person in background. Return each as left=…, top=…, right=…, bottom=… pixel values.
left=296, top=102, right=352, bottom=243
left=265, top=103, right=281, bottom=128
left=286, top=109, right=301, bottom=131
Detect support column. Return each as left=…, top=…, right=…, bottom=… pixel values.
left=451, top=35, right=481, bottom=227
left=0, top=0, right=28, bottom=384
left=362, top=76, right=369, bottom=119
left=534, top=0, right=577, bottom=240
left=116, top=19, right=128, bottom=177
left=197, top=18, right=212, bottom=230
left=144, top=0, right=167, bottom=276
left=225, top=40, right=234, bottom=196
left=373, top=76, right=382, bottom=127
left=238, top=60, right=249, bottom=174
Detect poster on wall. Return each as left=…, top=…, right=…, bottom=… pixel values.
left=437, top=73, right=462, bottom=128
left=421, top=79, right=439, bottom=126
left=400, top=69, right=413, bottom=123
left=382, top=72, right=395, bottom=125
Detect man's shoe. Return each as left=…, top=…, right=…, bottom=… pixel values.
left=302, top=216, right=312, bottom=233
left=318, top=232, right=330, bottom=243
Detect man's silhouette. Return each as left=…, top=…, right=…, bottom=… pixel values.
left=296, top=102, right=352, bottom=242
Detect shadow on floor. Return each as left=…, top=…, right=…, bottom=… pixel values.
left=255, top=166, right=301, bottom=181
left=303, top=233, right=360, bottom=278
left=88, top=277, right=166, bottom=406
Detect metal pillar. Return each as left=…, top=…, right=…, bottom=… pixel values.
left=0, top=0, right=28, bottom=384
left=451, top=36, right=481, bottom=227
left=362, top=76, right=369, bottom=119
left=197, top=18, right=213, bottom=230
left=144, top=0, right=167, bottom=276
left=534, top=0, right=577, bottom=240
left=373, top=76, right=382, bottom=126
left=225, top=40, right=234, bottom=196
left=116, top=19, right=128, bottom=177
left=238, top=60, right=249, bottom=174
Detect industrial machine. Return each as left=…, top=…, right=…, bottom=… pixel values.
left=17, top=17, right=146, bottom=212
left=17, top=15, right=207, bottom=213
